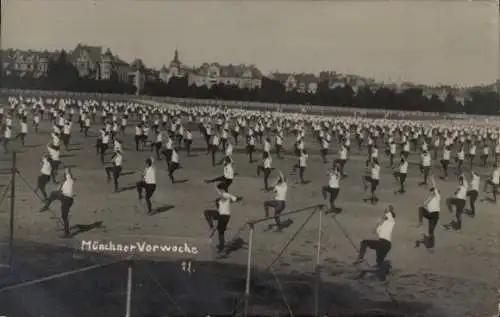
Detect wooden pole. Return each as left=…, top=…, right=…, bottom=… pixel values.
left=8, top=152, right=16, bottom=272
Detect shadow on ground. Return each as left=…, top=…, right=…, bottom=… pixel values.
left=0, top=240, right=438, bottom=317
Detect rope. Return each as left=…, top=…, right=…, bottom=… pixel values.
left=231, top=206, right=320, bottom=316
left=0, top=259, right=125, bottom=293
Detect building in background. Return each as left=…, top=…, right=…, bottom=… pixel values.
left=69, top=43, right=102, bottom=79
left=188, top=62, right=262, bottom=89
left=271, top=72, right=319, bottom=93
left=159, top=49, right=191, bottom=83
left=1, top=49, right=53, bottom=78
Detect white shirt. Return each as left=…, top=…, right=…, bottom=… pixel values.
left=224, top=164, right=234, bottom=179
left=20, top=122, right=28, bottom=133
left=3, top=126, right=11, bottom=139
left=40, top=157, right=51, bottom=175
left=63, top=124, right=71, bottom=135
left=264, top=141, right=271, bottom=152
left=455, top=184, right=467, bottom=200
left=48, top=147, right=60, bottom=161
left=274, top=182, right=288, bottom=201
left=371, top=165, right=380, bottom=180
left=171, top=150, right=179, bottom=163
left=442, top=149, right=450, bottom=160
left=143, top=166, right=156, bottom=184
left=260, top=155, right=271, bottom=168
left=299, top=154, right=308, bottom=167
left=470, top=174, right=480, bottom=191
left=422, top=153, right=431, bottom=167
left=424, top=190, right=440, bottom=212
left=113, top=153, right=123, bottom=166
left=399, top=161, right=408, bottom=174
left=339, top=147, right=347, bottom=160
left=225, top=143, right=233, bottom=156
left=376, top=213, right=395, bottom=242
left=61, top=176, right=74, bottom=197
left=492, top=169, right=500, bottom=185
left=218, top=192, right=238, bottom=216
left=328, top=171, right=340, bottom=188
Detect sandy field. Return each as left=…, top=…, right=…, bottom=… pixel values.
left=0, top=100, right=498, bottom=317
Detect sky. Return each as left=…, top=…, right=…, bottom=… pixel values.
left=1, top=0, right=498, bottom=87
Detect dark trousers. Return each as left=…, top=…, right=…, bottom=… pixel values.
left=484, top=180, right=498, bottom=202
left=105, top=165, right=122, bottom=191
left=446, top=197, right=466, bottom=230
left=293, top=164, right=306, bottom=183
left=36, top=174, right=51, bottom=200
left=264, top=200, right=286, bottom=228
left=440, top=159, right=449, bottom=178
left=136, top=181, right=156, bottom=213
left=204, top=209, right=230, bottom=251
left=322, top=186, right=340, bottom=209
left=150, top=142, right=162, bottom=160
left=43, top=191, right=74, bottom=237
left=49, top=159, right=61, bottom=183
left=206, top=176, right=233, bottom=191
left=363, top=176, right=379, bottom=201
left=466, top=190, right=478, bottom=215
left=168, top=162, right=180, bottom=183
left=357, top=238, right=391, bottom=267
left=418, top=207, right=439, bottom=248
left=393, top=171, right=406, bottom=193
left=257, top=166, right=273, bottom=189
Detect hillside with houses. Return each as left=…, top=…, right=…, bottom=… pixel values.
left=1, top=44, right=498, bottom=115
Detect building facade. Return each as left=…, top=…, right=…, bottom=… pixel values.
left=1, top=49, right=52, bottom=78
left=272, top=72, right=319, bottom=94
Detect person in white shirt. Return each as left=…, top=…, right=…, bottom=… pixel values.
left=47, top=143, right=61, bottom=183
left=416, top=177, right=440, bottom=249
left=210, top=134, right=221, bottom=167
left=483, top=164, right=499, bottom=203
left=184, top=129, right=193, bottom=155
left=246, top=134, right=256, bottom=163
left=322, top=165, right=341, bottom=213
left=105, top=149, right=123, bottom=192
left=444, top=175, right=468, bottom=231
left=136, top=158, right=157, bottom=214
left=335, top=144, right=349, bottom=178
left=204, top=184, right=242, bottom=254
left=275, top=132, right=284, bottom=159
left=35, top=153, right=52, bottom=200
left=393, top=157, right=408, bottom=194
left=440, top=145, right=451, bottom=179
left=168, top=148, right=181, bottom=184
left=480, top=144, right=489, bottom=167
left=257, top=151, right=274, bottom=190
left=455, top=145, right=465, bottom=175
left=61, top=120, right=72, bottom=151
left=466, top=171, right=480, bottom=216
left=363, top=159, right=380, bottom=204
left=17, top=116, right=28, bottom=146
left=134, top=124, right=143, bottom=152
left=264, top=171, right=288, bottom=231
left=205, top=157, right=234, bottom=191
left=40, top=167, right=75, bottom=238
left=2, top=122, right=12, bottom=154
left=292, top=149, right=309, bottom=184
left=353, top=204, right=395, bottom=269
left=319, top=136, right=329, bottom=164
left=150, top=130, right=163, bottom=160
left=419, top=151, right=432, bottom=186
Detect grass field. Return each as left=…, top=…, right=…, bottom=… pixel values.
left=0, top=100, right=498, bottom=317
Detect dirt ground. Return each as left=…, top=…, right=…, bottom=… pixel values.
left=0, top=100, right=498, bottom=317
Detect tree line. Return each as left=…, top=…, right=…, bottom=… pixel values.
left=2, top=50, right=498, bottom=115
